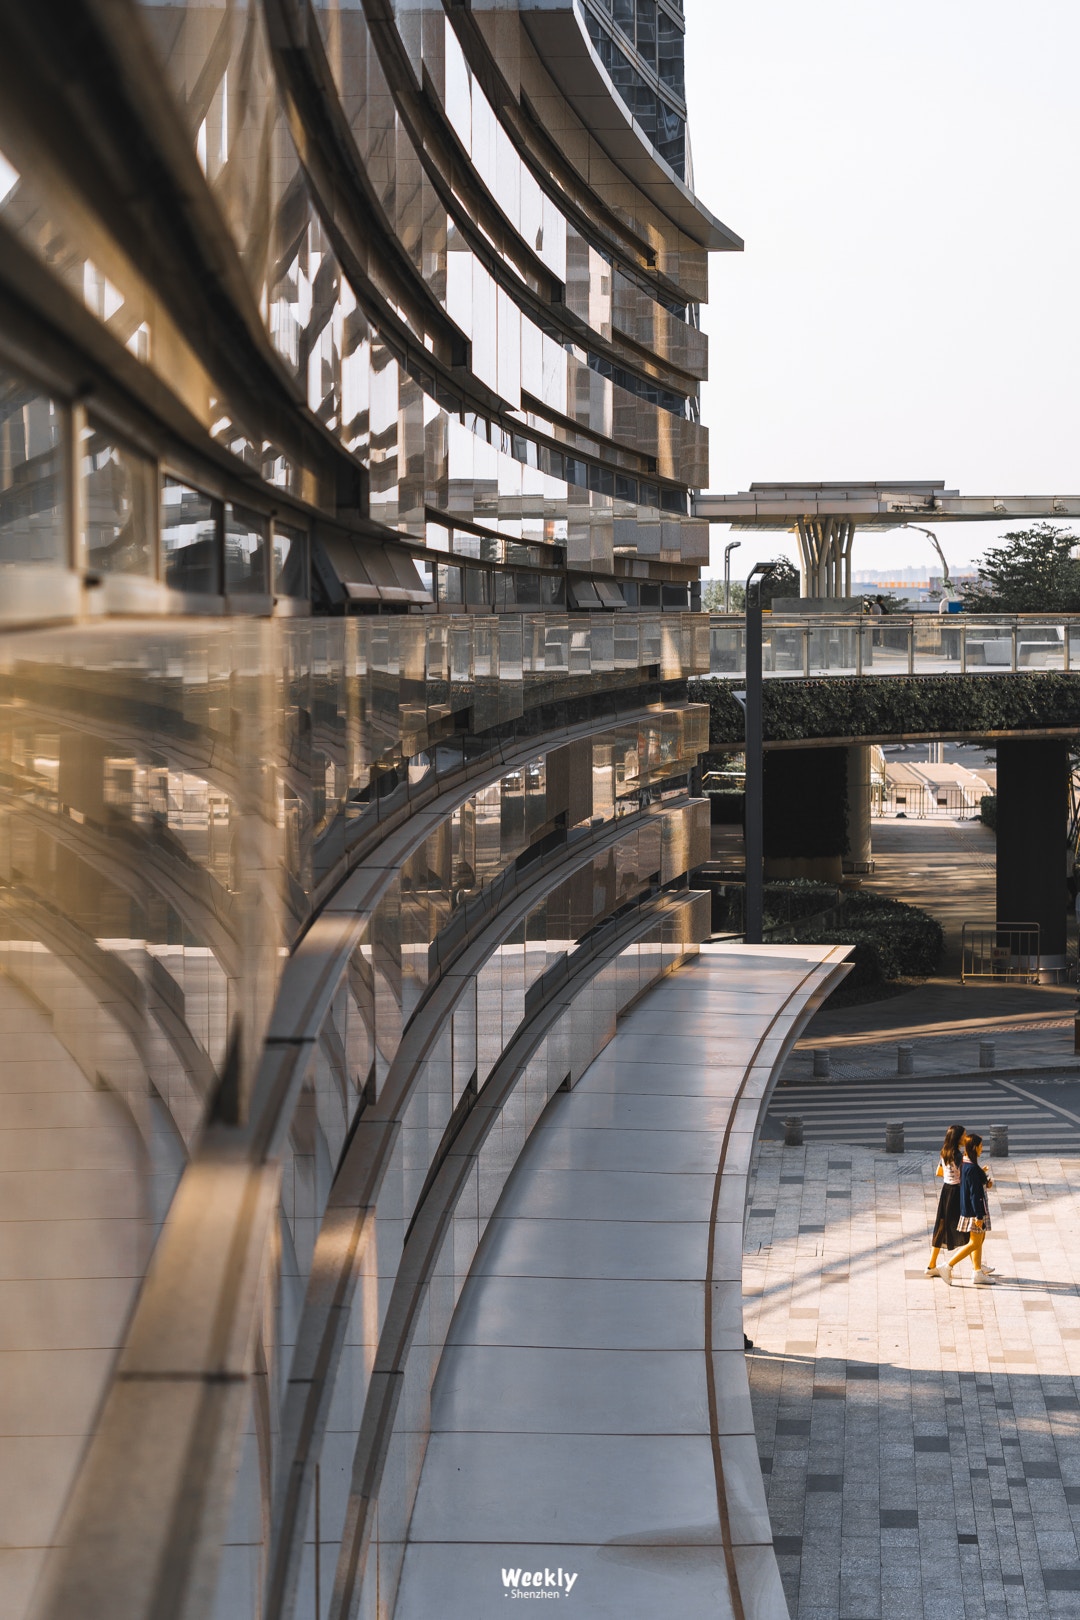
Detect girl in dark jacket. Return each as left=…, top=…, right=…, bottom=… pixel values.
left=943, top=1132, right=995, bottom=1285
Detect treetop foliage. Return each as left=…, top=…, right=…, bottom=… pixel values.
left=959, top=522, right=1080, bottom=613
left=702, top=555, right=798, bottom=613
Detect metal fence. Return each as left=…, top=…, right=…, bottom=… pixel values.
left=961, top=922, right=1041, bottom=984
left=707, top=614, right=1079, bottom=679
left=872, top=783, right=985, bottom=819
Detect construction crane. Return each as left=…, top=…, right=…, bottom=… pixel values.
left=902, top=522, right=953, bottom=592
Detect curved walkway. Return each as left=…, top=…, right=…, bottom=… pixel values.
left=394, top=943, right=850, bottom=1619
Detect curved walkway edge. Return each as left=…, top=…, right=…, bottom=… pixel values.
left=394, top=942, right=852, bottom=1620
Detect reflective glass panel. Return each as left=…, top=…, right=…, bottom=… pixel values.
left=273, top=520, right=308, bottom=598
left=224, top=503, right=269, bottom=594
left=1017, top=624, right=1065, bottom=670
left=0, top=367, right=64, bottom=566
left=82, top=422, right=155, bottom=576
left=161, top=478, right=220, bottom=595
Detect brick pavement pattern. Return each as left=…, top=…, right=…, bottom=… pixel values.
left=744, top=1142, right=1080, bottom=1619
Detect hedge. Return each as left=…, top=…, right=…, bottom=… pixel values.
left=980, top=794, right=997, bottom=831
left=796, top=897, right=943, bottom=994
left=826, top=893, right=944, bottom=978
left=710, top=879, right=840, bottom=935
left=689, top=673, right=1080, bottom=748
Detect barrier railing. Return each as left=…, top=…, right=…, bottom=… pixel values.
left=961, top=921, right=1041, bottom=983
left=873, top=783, right=985, bottom=819
left=706, top=614, right=1080, bottom=679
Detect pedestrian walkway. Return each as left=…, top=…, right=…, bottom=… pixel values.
left=863, top=819, right=996, bottom=971
left=394, top=943, right=850, bottom=1620
left=744, top=1141, right=1080, bottom=1620
left=765, top=1072, right=1080, bottom=1154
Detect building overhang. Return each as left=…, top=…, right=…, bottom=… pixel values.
left=476, top=0, right=742, bottom=252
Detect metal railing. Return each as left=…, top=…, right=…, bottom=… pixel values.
left=873, top=783, right=985, bottom=820
left=706, top=614, right=1080, bottom=679
left=961, top=921, right=1041, bottom=983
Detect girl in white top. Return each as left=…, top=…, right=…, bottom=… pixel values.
left=924, top=1122, right=966, bottom=1278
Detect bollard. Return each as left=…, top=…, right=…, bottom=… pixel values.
left=783, top=1116, right=804, bottom=1147
left=885, top=1120, right=905, bottom=1154
left=979, top=1040, right=996, bottom=1071
left=812, top=1049, right=831, bottom=1078
left=897, top=1043, right=914, bottom=1076
left=990, top=1123, right=1009, bottom=1158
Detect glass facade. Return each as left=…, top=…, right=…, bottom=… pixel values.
left=0, top=5, right=729, bottom=1618
left=582, top=0, right=688, bottom=174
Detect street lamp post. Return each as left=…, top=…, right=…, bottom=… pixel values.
left=723, top=540, right=742, bottom=613
left=744, top=561, right=776, bottom=945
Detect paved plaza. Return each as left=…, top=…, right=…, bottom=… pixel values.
left=744, top=1142, right=1080, bottom=1619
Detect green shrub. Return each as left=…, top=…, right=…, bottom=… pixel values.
left=836, top=895, right=943, bottom=977
left=980, top=794, right=997, bottom=831
left=709, top=879, right=839, bottom=934
left=793, top=893, right=943, bottom=980
left=689, top=673, right=1080, bottom=748
left=808, top=931, right=890, bottom=991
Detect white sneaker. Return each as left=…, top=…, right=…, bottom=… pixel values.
left=972, top=1270, right=994, bottom=1286
left=939, top=1266, right=954, bottom=1285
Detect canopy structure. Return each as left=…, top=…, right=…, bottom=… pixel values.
left=693, top=482, right=1080, bottom=597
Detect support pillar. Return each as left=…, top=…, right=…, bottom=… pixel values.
left=995, top=739, right=1068, bottom=972
left=763, top=746, right=846, bottom=884
left=795, top=517, right=859, bottom=600
left=843, top=744, right=872, bottom=873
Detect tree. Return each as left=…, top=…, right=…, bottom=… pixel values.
left=702, top=557, right=799, bottom=612
left=702, top=578, right=745, bottom=612
left=959, top=523, right=1080, bottom=614
left=758, top=556, right=800, bottom=606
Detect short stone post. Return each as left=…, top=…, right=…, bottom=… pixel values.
left=812, top=1049, right=831, bottom=1078
left=897, top=1043, right=914, bottom=1075
left=885, top=1120, right=905, bottom=1154
left=990, top=1123, right=1009, bottom=1158
left=979, top=1040, right=996, bottom=1070
left=783, top=1117, right=804, bottom=1147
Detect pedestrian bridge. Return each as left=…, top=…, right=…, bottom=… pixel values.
left=705, top=613, right=1080, bottom=680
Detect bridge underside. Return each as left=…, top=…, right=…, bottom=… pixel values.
left=694, top=482, right=1080, bottom=600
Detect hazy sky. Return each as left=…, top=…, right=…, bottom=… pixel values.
left=684, top=0, right=1080, bottom=580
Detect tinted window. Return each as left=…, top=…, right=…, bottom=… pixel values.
left=224, top=503, right=268, bottom=594
left=273, top=520, right=308, bottom=597
left=0, top=367, right=65, bottom=567
left=83, top=423, right=155, bottom=576
left=162, top=478, right=220, bottom=594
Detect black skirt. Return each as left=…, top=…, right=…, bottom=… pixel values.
left=932, top=1182, right=963, bottom=1249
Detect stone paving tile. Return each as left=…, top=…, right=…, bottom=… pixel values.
left=745, top=1142, right=1080, bottom=1619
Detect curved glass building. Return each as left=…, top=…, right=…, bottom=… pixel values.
left=0, top=4, right=737, bottom=1616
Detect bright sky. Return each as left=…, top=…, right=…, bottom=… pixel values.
left=685, top=0, right=1080, bottom=581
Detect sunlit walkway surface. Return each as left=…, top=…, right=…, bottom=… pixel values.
left=395, top=944, right=849, bottom=1620
left=746, top=1143, right=1080, bottom=1620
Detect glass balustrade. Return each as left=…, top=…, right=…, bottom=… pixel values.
left=706, top=614, right=1080, bottom=678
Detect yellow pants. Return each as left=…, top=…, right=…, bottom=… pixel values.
left=948, top=1226, right=987, bottom=1272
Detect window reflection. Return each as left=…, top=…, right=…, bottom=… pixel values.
left=273, top=520, right=308, bottom=598
left=162, top=478, right=220, bottom=595
left=225, top=503, right=269, bottom=594
left=82, top=423, right=155, bottom=576
left=0, top=367, right=64, bottom=566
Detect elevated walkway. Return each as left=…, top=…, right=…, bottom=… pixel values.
left=395, top=943, right=851, bottom=1619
